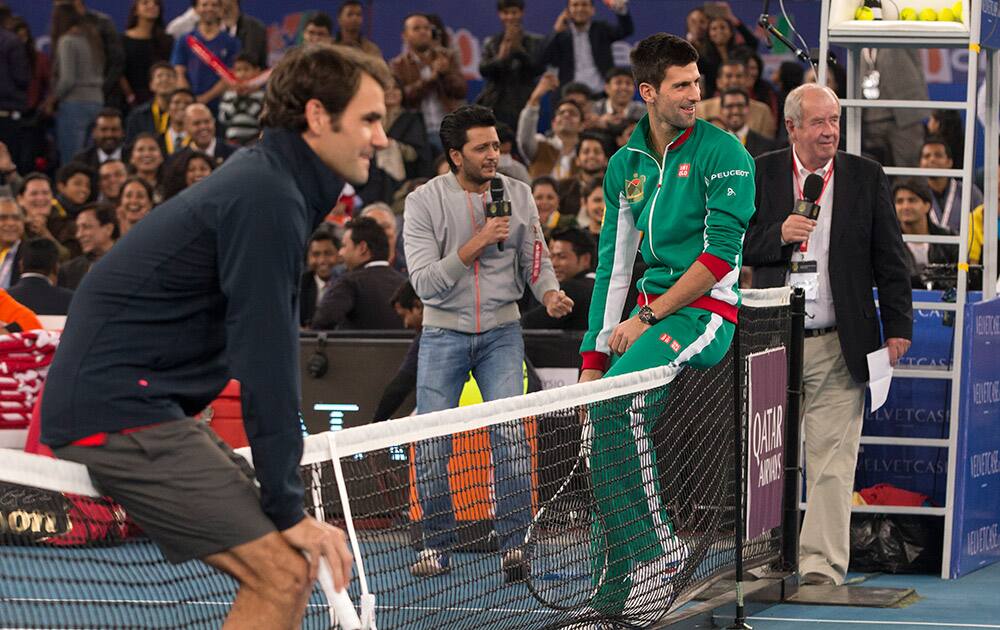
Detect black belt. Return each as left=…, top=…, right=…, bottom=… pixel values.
left=804, top=325, right=837, bottom=338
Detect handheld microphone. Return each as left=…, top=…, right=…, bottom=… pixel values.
left=485, top=177, right=512, bottom=251
left=791, top=173, right=823, bottom=221
left=759, top=0, right=772, bottom=49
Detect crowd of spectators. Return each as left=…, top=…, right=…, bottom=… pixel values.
left=0, top=0, right=993, bottom=330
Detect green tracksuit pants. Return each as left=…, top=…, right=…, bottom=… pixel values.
left=589, top=306, right=735, bottom=615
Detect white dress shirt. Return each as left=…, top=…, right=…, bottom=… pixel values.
left=570, top=22, right=603, bottom=93
left=789, top=147, right=837, bottom=329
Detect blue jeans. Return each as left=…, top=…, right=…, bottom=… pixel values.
left=415, top=322, right=531, bottom=553
left=56, top=100, right=102, bottom=166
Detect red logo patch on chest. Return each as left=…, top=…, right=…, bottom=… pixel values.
left=677, top=163, right=691, bottom=178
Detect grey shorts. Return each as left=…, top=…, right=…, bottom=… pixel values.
left=53, top=418, right=276, bottom=563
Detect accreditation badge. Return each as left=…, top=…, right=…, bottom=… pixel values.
left=788, top=260, right=819, bottom=301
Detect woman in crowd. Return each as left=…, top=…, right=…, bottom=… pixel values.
left=127, top=133, right=165, bottom=197
left=744, top=50, right=779, bottom=125
left=160, top=150, right=214, bottom=200
left=927, top=109, right=965, bottom=169
left=699, top=10, right=758, bottom=99
left=117, top=176, right=155, bottom=237
left=531, top=176, right=573, bottom=238
left=120, top=0, right=174, bottom=108
left=384, top=78, right=432, bottom=180
left=10, top=18, right=49, bottom=174
left=44, top=4, right=105, bottom=166
left=685, top=6, right=710, bottom=56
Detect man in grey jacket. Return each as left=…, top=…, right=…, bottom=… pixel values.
left=404, top=105, right=573, bottom=578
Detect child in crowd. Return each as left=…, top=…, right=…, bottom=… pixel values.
left=217, top=53, right=266, bottom=146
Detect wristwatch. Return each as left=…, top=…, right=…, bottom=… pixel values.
left=637, top=305, right=659, bottom=326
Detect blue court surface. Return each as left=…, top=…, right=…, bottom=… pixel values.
left=744, top=562, right=1000, bottom=630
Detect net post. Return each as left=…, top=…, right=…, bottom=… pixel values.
left=781, top=288, right=806, bottom=575
left=727, top=307, right=751, bottom=630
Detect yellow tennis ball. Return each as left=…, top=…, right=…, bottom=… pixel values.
left=900, top=7, right=917, bottom=19
left=953, top=1, right=963, bottom=20
left=939, top=7, right=955, bottom=20
left=856, top=6, right=875, bottom=20
left=919, top=7, right=938, bottom=20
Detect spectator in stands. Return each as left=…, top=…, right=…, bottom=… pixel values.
left=477, top=0, right=545, bottom=132
left=774, top=61, right=804, bottom=141
left=98, top=159, right=128, bottom=203
left=58, top=202, right=118, bottom=290
left=361, top=202, right=406, bottom=273
left=161, top=88, right=195, bottom=156
left=176, top=103, right=235, bottom=167
left=45, top=3, right=106, bottom=167
left=580, top=177, right=604, bottom=246
left=893, top=177, right=957, bottom=288
left=71, top=108, right=125, bottom=170
left=861, top=48, right=927, bottom=167
left=53, top=162, right=95, bottom=220
left=0, top=196, right=25, bottom=289
left=301, top=11, right=334, bottom=46
left=927, top=109, right=965, bottom=169
left=0, top=287, right=42, bottom=332
left=403, top=105, right=571, bottom=578
left=372, top=280, right=423, bottom=423
left=298, top=228, right=343, bottom=328
left=742, top=50, right=779, bottom=129
left=391, top=13, right=467, bottom=153
left=745, top=83, right=912, bottom=587
left=0, top=141, right=21, bottom=193
left=171, top=0, right=241, bottom=109
left=335, top=1, right=382, bottom=57
left=220, top=0, right=267, bottom=69
left=920, top=136, right=982, bottom=234
left=496, top=122, right=530, bottom=184
left=120, top=0, right=174, bottom=108
left=532, top=175, right=573, bottom=237
left=125, top=62, right=178, bottom=141
left=685, top=6, right=710, bottom=56
left=541, top=0, right=633, bottom=94
left=519, top=75, right=584, bottom=179
left=67, top=0, right=126, bottom=107
left=160, top=150, right=215, bottom=200
left=591, top=66, right=644, bottom=130
left=559, top=81, right=599, bottom=129
left=718, top=88, right=775, bottom=158
left=698, top=7, right=758, bottom=99
left=10, top=18, right=49, bottom=175
left=116, top=176, right=154, bottom=237
left=17, top=174, right=69, bottom=260
left=218, top=53, right=265, bottom=146
left=127, top=133, right=165, bottom=191
left=697, top=59, right=775, bottom=139
left=312, top=216, right=406, bottom=330
left=382, top=77, right=432, bottom=180
left=0, top=16, right=29, bottom=175
left=9, top=238, right=74, bottom=315
left=522, top=227, right=594, bottom=330
left=558, top=130, right=608, bottom=223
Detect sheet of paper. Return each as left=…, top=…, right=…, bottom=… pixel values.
left=867, top=347, right=893, bottom=412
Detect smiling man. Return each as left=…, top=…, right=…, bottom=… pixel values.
left=403, top=104, right=572, bottom=579
left=41, top=44, right=392, bottom=628
left=577, top=32, right=755, bottom=621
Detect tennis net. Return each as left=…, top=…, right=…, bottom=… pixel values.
left=0, top=287, right=791, bottom=629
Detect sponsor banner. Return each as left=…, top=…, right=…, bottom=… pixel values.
left=746, top=347, right=787, bottom=541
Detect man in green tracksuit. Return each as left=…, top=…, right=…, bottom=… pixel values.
left=577, top=33, right=755, bottom=621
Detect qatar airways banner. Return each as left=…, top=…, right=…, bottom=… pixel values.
left=746, top=347, right=787, bottom=541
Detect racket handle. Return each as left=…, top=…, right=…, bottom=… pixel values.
left=315, top=554, right=362, bottom=629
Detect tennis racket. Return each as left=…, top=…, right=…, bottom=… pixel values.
left=524, top=407, right=609, bottom=611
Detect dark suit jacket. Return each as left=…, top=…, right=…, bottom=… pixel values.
left=125, top=100, right=162, bottom=142
left=169, top=142, right=236, bottom=169
left=477, top=30, right=545, bottom=129
left=8, top=275, right=74, bottom=315
left=541, top=13, right=634, bottom=87
left=744, top=148, right=912, bottom=382
left=744, top=129, right=776, bottom=159
left=522, top=271, right=594, bottom=331
left=69, top=145, right=122, bottom=171
left=235, top=13, right=268, bottom=70
left=311, top=262, right=406, bottom=330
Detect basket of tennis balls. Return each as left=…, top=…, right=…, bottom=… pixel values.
left=854, top=1, right=963, bottom=23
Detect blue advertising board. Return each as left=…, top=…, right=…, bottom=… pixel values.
left=950, top=297, right=1000, bottom=578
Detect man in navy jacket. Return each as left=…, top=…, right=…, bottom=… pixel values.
left=42, top=45, right=391, bottom=627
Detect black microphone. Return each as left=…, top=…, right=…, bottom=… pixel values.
left=792, top=173, right=823, bottom=221
left=759, top=0, right=773, bottom=49
left=485, top=176, right=511, bottom=251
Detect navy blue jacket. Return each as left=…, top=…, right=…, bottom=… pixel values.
left=540, top=13, right=634, bottom=88
left=41, top=128, right=344, bottom=530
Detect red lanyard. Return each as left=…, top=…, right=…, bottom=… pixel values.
left=792, top=158, right=834, bottom=253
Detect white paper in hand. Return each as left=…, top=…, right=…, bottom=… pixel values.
left=866, top=347, right=893, bottom=412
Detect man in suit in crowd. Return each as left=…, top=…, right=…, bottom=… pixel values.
left=541, top=0, right=633, bottom=94
left=71, top=109, right=125, bottom=170
left=744, top=83, right=913, bottom=586
left=0, top=196, right=25, bottom=290
left=892, top=177, right=958, bottom=288
left=312, top=216, right=405, bottom=330
left=9, top=238, right=73, bottom=316
left=298, top=228, right=343, bottom=328
left=718, top=88, right=776, bottom=158
left=125, top=62, right=179, bottom=142
left=58, top=203, right=117, bottom=290
left=159, top=89, right=196, bottom=157
left=172, top=103, right=235, bottom=168
left=522, top=227, right=594, bottom=330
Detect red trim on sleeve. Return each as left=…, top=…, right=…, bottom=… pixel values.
left=696, top=252, right=733, bottom=281
left=580, top=351, right=609, bottom=373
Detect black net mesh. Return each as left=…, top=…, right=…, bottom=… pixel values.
left=0, top=292, right=791, bottom=629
